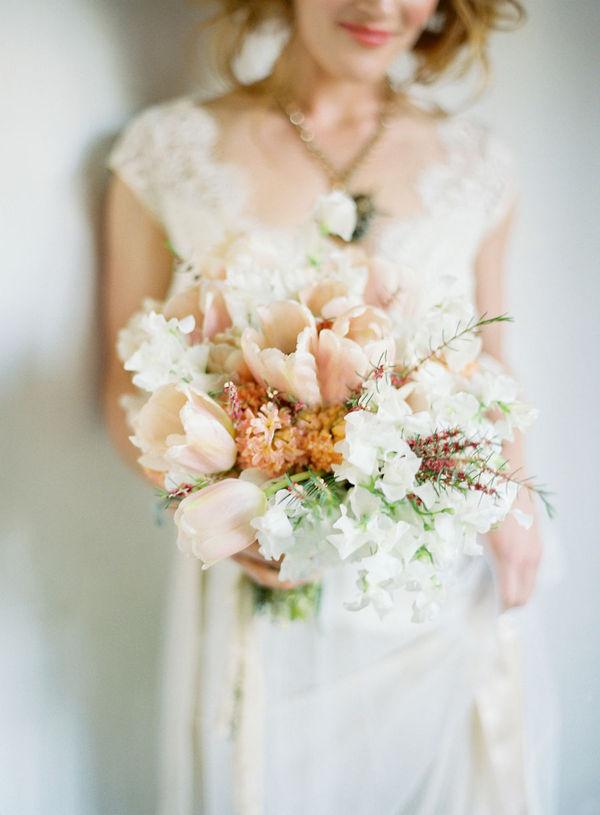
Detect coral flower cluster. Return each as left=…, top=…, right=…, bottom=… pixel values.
left=224, top=381, right=346, bottom=478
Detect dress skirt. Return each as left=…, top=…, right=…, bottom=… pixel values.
left=156, top=543, right=559, bottom=815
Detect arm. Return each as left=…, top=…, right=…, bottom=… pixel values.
left=475, top=205, right=543, bottom=609
left=101, top=175, right=173, bottom=472
left=101, top=174, right=296, bottom=587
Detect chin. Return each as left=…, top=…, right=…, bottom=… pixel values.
left=322, top=51, right=398, bottom=84
left=342, top=60, right=392, bottom=84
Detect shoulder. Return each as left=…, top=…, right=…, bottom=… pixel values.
left=107, top=94, right=218, bottom=171
left=439, top=115, right=516, bottom=177
left=106, top=95, right=224, bottom=223
left=436, top=113, right=518, bottom=232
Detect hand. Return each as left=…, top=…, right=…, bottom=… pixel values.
left=231, top=542, right=305, bottom=591
left=486, top=512, right=543, bottom=610
left=145, top=467, right=305, bottom=590
left=144, top=467, right=167, bottom=489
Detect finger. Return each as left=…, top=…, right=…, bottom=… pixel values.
left=239, top=561, right=298, bottom=590
left=233, top=550, right=280, bottom=571
left=497, top=561, right=521, bottom=610
left=233, top=557, right=300, bottom=590
left=230, top=541, right=270, bottom=563
left=144, top=467, right=166, bottom=489
left=233, top=558, right=272, bottom=586
left=500, top=561, right=535, bottom=610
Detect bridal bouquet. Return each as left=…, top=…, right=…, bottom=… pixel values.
left=118, top=192, right=549, bottom=622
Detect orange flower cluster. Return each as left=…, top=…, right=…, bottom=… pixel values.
left=227, top=383, right=346, bottom=478
left=296, top=406, right=346, bottom=472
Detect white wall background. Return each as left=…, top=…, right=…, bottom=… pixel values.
left=0, top=1, right=598, bottom=813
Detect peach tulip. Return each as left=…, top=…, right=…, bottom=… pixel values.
left=163, top=283, right=231, bottom=344
left=131, top=384, right=237, bottom=476
left=174, top=478, right=267, bottom=565
left=316, top=306, right=396, bottom=404
left=131, top=385, right=187, bottom=472
left=299, top=279, right=357, bottom=320
left=314, top=330, right=368, bottom=406
left=241, top=300, right=322, bottom=407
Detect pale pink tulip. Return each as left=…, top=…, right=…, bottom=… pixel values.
left=316, top=306, right=396, bottom=404
left=131, top=384, right=237, bottom=476
left=163, top=283, right=231, bottom=343
left=174, top=478, right=267, bottom=565
left=165, top=389, right=237, bottom=475
left=241, top=300, right=322, bottom=407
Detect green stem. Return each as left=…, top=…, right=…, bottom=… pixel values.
left=263, top=470, right=316, bottom=499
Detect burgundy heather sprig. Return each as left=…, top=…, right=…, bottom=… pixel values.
left=409, top=429, right=500, bottom=497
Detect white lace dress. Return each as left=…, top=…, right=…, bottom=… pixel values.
left=107, top=96, right=559, bottom=815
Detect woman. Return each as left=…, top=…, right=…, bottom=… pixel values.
left=102, top=1, right=554, bottom=813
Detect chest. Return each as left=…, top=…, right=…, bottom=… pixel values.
left=151, top=103, right=498, bottom=302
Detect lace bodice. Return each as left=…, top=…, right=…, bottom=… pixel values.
left=107, top=95, right=516, bottom=304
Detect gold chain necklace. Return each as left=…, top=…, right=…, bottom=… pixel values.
left=276, top=84, right=398, bottom=241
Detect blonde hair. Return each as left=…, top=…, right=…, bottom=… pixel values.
left=205, top=0, right=525, bottom=88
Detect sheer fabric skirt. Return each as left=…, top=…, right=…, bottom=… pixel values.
left=157, top=548, right=559, bottom=815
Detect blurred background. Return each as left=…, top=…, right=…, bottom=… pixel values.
left=1, top=1, right=598, bottom=813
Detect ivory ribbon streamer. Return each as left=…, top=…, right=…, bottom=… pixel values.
left=473, top=613, right=532, bottom=814
left=217, top=576, right=265, bottom=815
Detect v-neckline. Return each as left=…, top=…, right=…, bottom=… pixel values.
left=183, top=94, right=466, bottom=255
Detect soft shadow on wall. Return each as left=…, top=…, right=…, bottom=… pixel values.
left=1, top=2, right=208, bottom=814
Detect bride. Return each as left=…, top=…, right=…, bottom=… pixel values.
left=102, top=1, right=555, bottom=813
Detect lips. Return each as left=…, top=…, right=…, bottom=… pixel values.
left=339, top=21, right=395, bottom=47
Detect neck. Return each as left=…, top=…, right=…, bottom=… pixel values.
left=266, top=36, right=389, bottom=127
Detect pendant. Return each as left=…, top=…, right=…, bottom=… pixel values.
left=350, top=193, right=376, bottom=242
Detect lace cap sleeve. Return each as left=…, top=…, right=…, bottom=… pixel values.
left=106, top=104, right=164, bottom=224
left=477, top=126, right=519, bottom=235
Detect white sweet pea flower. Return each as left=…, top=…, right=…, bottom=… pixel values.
left=444, top=333, right=482, bottom=373
left=408, top=361, right=455, bottom=414
left=327, top=488, right=383, bottom=559
left=471, top=368, right=519, bottom=406
left=327, top=505, right=377, bottom=560
left=372, top=380, right=414, bottom=421
left=124, top=311, right=218, bottom=392
left=411, top=482, right=439, bottom=509
left=345, top=578, right=396, bottom=617
left=406, top=297, right=473, bottom=361
left=360, top=549, right=404, bottom=586
left=313, top=190, right=357, bottom=242
left=348, top=485, right=382, bottom=518
left=333, top=410, right=380, bottom=477
left=278, top=511, right=340, bottom=582
left=346, top=550, right=405, bottom=617
left=117, top=297, right=161, bottom=362
left=430, top=392, right=481, bottom=430
left=376, top=445, right=421, bottom=503
left=331, top=448, right=370, bottom=487
left=494, top=401, right=540, bottom=442
left=252, top=498, right=296, bottom=560
left=437, top=486, right=517, bottom=556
